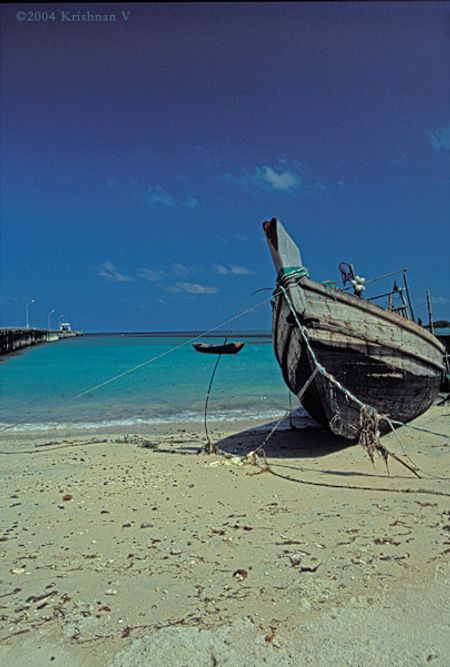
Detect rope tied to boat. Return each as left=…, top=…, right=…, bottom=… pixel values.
left=252, top=365, right=320, bottom=462
left=278, top=268, right=310, bottom=299
left=327, top=389, right=393, bottom=471
left=358, top=406, right=387, bottom=465
left=278, top=266, right=309, bottom=283
left=278, top=285, right=434, bottom=477
left=328, top=386, right=357, bottom=439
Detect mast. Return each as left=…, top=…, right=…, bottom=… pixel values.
left=427, top=289, right=434, bottom=335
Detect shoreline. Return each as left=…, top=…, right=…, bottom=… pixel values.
left=1, top=407, right=449, bottom=665
left=0, top=409, right=315, bottom=439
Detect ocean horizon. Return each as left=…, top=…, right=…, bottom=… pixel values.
left=83, top=330, right=272, bottom=336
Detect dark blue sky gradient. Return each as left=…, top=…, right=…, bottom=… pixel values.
left=1, top=2, right=449, bottom=331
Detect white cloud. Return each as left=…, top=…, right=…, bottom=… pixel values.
left=229, top=264, right=252, bottom=275
left=213, top=263, right=252, bottom=275
left=173, top=282, right=218, bottom=295
left=186, top=196, right=199, bottom=209
left=143, top=186, right=176, bottom=207
left=261, top=166, right=299, bottom=192
left=99, top=262, right=134, bottom=283
left=222, top=161, right=304, bottom=194
left=136, top=268, right=166, bottom=282
left=142, top=187, right=200, bottom=209
left=171, top=263, right=192, bottom=277
left=427, top=122, right=450, bottom=151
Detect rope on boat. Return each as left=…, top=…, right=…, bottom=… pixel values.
left=278, top=284, right=449, bottom=477
left=280, top=279, right=448, bottom=441
left=251, top=366, right=321, bottom=463
left=279, top=266, right=310, bottom=280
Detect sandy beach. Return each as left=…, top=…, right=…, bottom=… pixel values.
left=1, top=406, right=449, bottom=666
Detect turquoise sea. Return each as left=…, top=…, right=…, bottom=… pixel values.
left=0, top=333, right=302, bottom=432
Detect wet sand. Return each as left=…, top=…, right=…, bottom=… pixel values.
left=0, top=406, right=449, bottom=666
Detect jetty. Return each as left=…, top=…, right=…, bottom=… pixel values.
left=0, top=327, right=82, bottom=356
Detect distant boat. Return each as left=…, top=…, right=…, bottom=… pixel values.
left=263, top=218, right=445, bottom=440
left=193, top=342, right=245, bottom=355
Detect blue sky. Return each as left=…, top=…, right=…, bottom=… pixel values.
left=1, top=2, right=449, bottom=332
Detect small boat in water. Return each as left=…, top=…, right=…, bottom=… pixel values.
left=263, top=218, right=446, bottom=440
left=193, top=342, right=245, bottom=355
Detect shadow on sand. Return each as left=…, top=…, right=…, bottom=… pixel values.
left=170, top=414, right=436, bottom=485
left=211, top=419, right=429, bottom=484
left=215, top=415, right=352, bottom=460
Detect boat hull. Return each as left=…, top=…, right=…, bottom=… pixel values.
left=272, top=278, right=445, bottom=439
left=193, top=342, right=245, bottom=355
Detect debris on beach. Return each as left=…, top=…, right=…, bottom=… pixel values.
left=287, top=554, right=321, bottom=572
left=112, top=433, right=160, bottom=449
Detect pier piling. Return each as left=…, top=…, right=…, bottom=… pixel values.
left=0, top=328, right=82, bottom=355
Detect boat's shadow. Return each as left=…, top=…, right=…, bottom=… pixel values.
left=212, top=420, right=402, bottom=480
left=172, top=416, right=410, bottom=479
left=215, top=416, right=352, bottom=460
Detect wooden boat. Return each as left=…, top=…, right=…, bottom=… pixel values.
left=263, top=218, right=446, bottom=440
left=193, top=342, right=245, bottom=355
